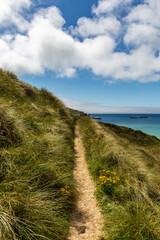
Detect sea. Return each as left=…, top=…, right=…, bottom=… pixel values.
left=90, top=114, right=160, bottom=138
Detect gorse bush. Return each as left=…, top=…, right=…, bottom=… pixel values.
left=0, top=70, right=75, bottom=239
left=78, top=117, right=160, bottom=240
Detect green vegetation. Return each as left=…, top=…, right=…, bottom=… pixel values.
left=68, top=108, right=81, bottom=116
left=100, top=122, right=160, bottom=146
left=78, top=118, right=160, bottom=240
left=1, top=68, right=160, bottom=240
left=0, top=69, right=75, bottom=239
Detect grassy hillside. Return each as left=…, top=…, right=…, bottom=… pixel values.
left=99, top=122, right=160, bottom=146
left=1, top=68, right=160, bottom=240
left=0, top=69, right=75, bottom=239
left=78, top=117, right=160, bottom=240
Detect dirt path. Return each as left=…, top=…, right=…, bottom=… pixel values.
left=67, top=126, right=104, bottom=240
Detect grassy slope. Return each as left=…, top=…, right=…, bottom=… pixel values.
left=0, top=69, right=75, bottom=240
left=78, top=117, right=160, bottom=240
left=99, top=122, right=160, bottom=146
left=1, top=68, right=160, bottom=240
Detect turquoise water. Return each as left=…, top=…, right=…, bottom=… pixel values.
left=90, top=114, right=160, bottom=138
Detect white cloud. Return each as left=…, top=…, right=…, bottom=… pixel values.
left=124, top=24, right=160, bottom=49
left=0, top=7, right=77, bottom=76
left=0, top=7, right=117, bottom=77
left=32, top=7, right=65, bottom=29
left=62, top=98, right=160, bottom=114
left=110, top=45, right=160, bottom=82
left=57, top=68, right=76, bottom=78
left=0, top=0, right=160, bottom=82
left=71, top=16, right=121, bottom=37
left=92, top=0, right=132, bottom=15
left=125, top=0, right=160, bottom=52
left=0, top=0, right=31, bottom=31
left=126, top=0, right=160, bottom=28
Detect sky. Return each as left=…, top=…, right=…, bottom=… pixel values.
left=0, top=0, right=160, bottom=113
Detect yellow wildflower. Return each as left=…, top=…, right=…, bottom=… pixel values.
left=99, top=169, right=120, bottom=187
left=61, top=185, right=72, bottom=195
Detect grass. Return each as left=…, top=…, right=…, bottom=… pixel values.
left=78, top=117, right=160, bottom=240
left=0, top=69, right=75, bottom=239
left=99, top=122, right=160, bottom=146
left=1, top=68, right=159, bottom=239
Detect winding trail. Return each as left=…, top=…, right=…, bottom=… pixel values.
left=68, top=126, right=104, bottom=240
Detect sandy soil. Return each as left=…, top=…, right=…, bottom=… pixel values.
left=67, top=126, right=104, bottom=240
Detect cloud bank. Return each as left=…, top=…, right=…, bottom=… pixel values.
left=0, top=0, right=160, bottom=83
left=62, top=98, right=160, bottom=114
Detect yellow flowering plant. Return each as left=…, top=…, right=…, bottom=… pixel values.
left=87, top=138, right=94, bottom=144
left=99, top=170, right=120, bottom=193
left=83, top=128, right=89, bottom=132
left=61, top=185, right=72, bottom=195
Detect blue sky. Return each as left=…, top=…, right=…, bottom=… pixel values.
left=0, top=0, right=160, bottom=113
left=33, top=0, right=97, bottom=26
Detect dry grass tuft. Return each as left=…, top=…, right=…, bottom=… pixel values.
left=0, top=108, right=21, bottom=147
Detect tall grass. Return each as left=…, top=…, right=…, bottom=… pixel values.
left=78, top=117, right=160, bottom=240
left=0, top=70, right=75, bottom=239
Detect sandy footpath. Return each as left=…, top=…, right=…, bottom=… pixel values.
left=67, top=126, right=104, bottom=240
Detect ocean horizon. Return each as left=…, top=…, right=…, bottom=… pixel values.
left=90, top=114, right=160, bottom=138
